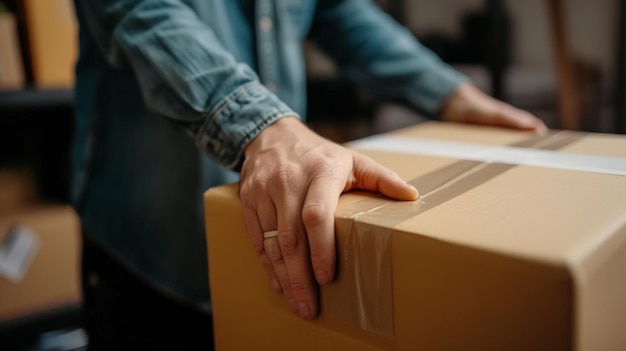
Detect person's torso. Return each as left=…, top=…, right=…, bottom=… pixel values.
left=71, top=0, right=319, bottom=309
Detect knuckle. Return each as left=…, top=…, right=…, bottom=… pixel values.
left=307, top=155, right=336, bottom=176
left=240, top=180, right=271, bottom=208
left=239, top=185, right=250, bottom=200
left=251, top=175, right=271, bottom=192
left=241, top=173, right=270, bottom=193
left=301, top=203, right=327, bottom=229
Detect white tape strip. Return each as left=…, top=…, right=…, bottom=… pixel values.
left=348, top=135, right=626, bottom=176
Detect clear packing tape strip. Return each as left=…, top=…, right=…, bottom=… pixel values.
left=322, top=130, right=626, bottom=338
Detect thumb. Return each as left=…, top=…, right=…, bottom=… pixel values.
left=350, top=152, right=419, bottom=200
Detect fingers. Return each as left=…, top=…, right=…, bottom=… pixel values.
left=303, top=153, right=419, bottom=289
left=497, top=105, right=549, bottom=134
left=351, top=153, right=420, bottom=200
left=262, top=231, right=289, bottom=294
left=440, top=83, right=548, bottom=134
left=463, top=104, right=548, bottom=135
left=242, top=197, right=283, bottom=293
left=301, top=175, right=343, bottom=286
left=239, top=117, right=420, bottom=321
left=273, top=180, right=319, bottom=320
left=241, top=166, right=319, bottom=320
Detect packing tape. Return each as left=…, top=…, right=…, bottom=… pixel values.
left=347, top=131, right=626, bottom=176
left=324, top=161, right=515, bottom=338
left=324, top=130, right=623, bottom=337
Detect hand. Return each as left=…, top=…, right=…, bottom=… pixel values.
left=440, top=83, right=548, bottom=134
left=239, top=116, right=419, bottom=320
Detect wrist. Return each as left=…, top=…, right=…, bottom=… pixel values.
left=439, top=83, right=477, bottom=121
left=244, top=116, right=305, bottom=158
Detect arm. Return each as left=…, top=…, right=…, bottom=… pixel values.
left=77, top=0, right=294, bottom=169
left=310, top=0, right=547, bottom=132
left=310, top=0, right=464, bottom=116
left=78, top=0, right=419, bottom=320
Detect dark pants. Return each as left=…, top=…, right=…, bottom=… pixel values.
left=81, top=233, right=215, bottom=350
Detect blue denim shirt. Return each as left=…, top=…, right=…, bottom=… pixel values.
left=71, top=0, right=466, bottom=311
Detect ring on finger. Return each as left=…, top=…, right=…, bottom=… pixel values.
left=263, top=230, right=279, bottom=239
left=263, top=230, right=282, bottom=261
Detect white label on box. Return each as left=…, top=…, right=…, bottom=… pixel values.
left=0, top=225, right=39, bottom=283
left=348, top=136, right=626, bottom=176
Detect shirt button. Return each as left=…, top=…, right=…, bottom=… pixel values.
left=259, top=17, right=272, bottom=31
left=265, top=82, right=276, bottom=92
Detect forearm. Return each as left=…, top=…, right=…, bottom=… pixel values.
left=76, top=0, right=297, bottom=169
left=310, top=0, right=467, bottom=116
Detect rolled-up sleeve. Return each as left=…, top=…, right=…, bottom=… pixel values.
left=77, top=0, right=297, bottom=169
left=310, top=0, right=468, bottom=116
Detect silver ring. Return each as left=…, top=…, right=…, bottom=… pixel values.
left=263, top=230, right=279, bottom=239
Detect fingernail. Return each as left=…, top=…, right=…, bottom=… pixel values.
left=271, top=279, right=281, bottom=292
left=315, top=270, right=329, bottom=284
left=298, top=302, right=312, bottom=320
left=408, top=184, right=420, bottom=198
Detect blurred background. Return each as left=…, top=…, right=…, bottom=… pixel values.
left=308, top=0, right=626, bottom=141
left=0, top=0, right=625, bottom=350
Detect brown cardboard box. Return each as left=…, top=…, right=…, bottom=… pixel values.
left=0, top=12, right=25, bottom=90
left=0, top=167, right=38, bottom=218
left=204, top=121, right=626, bottom=351
left=22, top=0, right=77, bottom=89
left=0, top=206, right=81, bottom=323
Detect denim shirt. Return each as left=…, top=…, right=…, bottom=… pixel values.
left=71, top=0, right=466, bottom=311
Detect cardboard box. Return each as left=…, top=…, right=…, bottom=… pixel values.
left=22, top=0, right=77, bottom=88
left=0, top=12, right=25, bottom=91
left=0, top=167, right=38, bottom=218
left=0, top=206, right=81, bottom=323
left=204, top=121, right=626, bottom=351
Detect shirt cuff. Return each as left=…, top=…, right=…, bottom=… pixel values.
left=195, top=81, right=299, bottom=170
